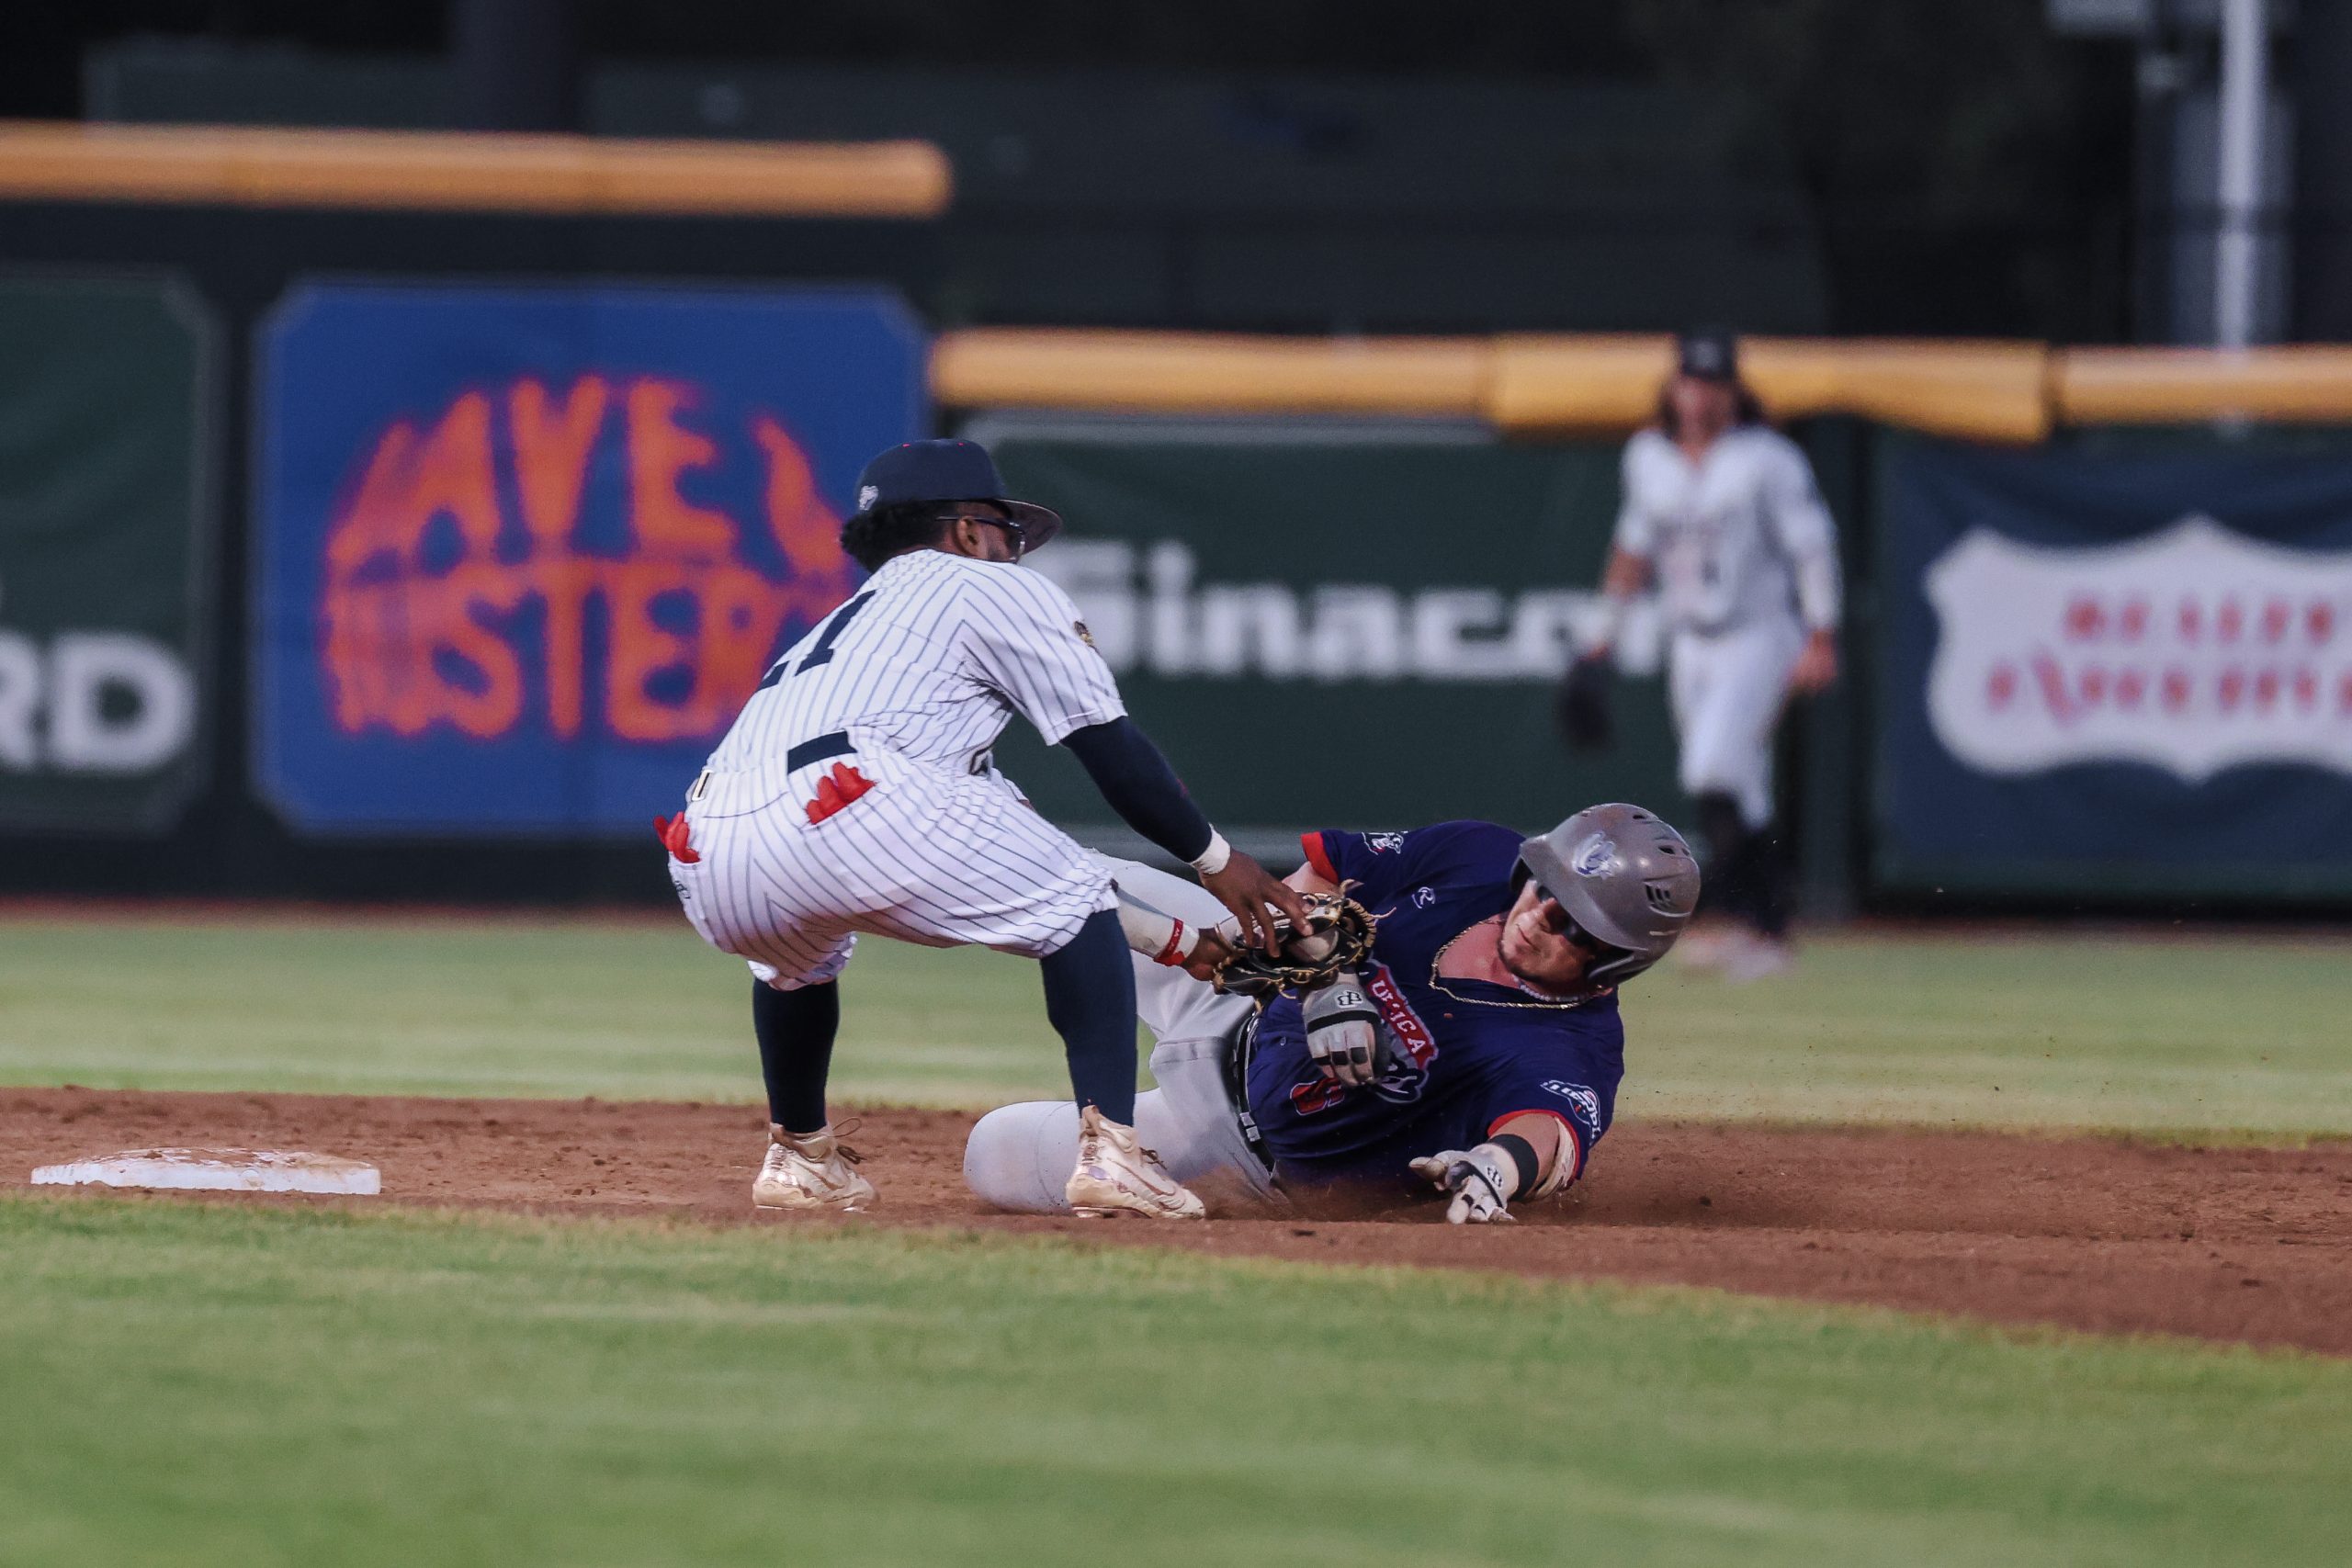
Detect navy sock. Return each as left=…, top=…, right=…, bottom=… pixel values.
left=753, top=978, right=838, bottom=1134
left=1038, top=908, right=1139, bottom=1124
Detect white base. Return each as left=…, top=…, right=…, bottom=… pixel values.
left=31, top=1147, right=381, bottom=1196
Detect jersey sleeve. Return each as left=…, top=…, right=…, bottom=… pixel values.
left=1301, top=820, right=1522, bottom=906
left=1611, top=436, right=1657, bottom=558
left=1760, top=437, right=1843, bottom=630
left=1472, top=1046, right=1619, bottom=1189
left=959, top=564, right=1127, bottom=745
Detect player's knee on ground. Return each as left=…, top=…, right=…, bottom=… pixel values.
left=966, top=1089, right=1216, bottom=1211
left=965, top=1100, right=1083, bottom=1213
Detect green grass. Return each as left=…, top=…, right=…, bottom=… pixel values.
left=0, top=912, right=1072, bottom=1107
left=2, top=914, right=2346, bottom=1137
left=1632, top=931, right=2352, bottom=1137
left=2, top=1194, right=2346, bottom=1568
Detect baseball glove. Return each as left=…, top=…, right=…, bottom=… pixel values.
left=1213, top=890, right=1378, bottom=1000
left=1555, top=654, right=1615, bottom=753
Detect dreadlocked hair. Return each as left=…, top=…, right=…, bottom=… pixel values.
left=841, top=502, right=953, bottom=572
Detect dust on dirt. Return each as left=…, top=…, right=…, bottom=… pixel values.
left=5, top=1087, right=2348, bottom=1356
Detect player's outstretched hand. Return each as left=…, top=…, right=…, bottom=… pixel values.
left=1409, top=1148, right=1520, bottom=1224
left=1201, top=851, right=1313, bottom=954
left=1178, top=927, right=1237, bottom=982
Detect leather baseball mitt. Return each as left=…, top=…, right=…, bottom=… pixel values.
left=1213, top=890, right=1378, bottom=1000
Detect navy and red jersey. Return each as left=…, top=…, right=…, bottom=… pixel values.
left=1244, top=820, right=1624, bottom=1193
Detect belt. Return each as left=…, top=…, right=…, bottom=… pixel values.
left=786, top=730, right=855, bottom=773
left=687, top=731, right=856, bottom=805
left=1221, top=1010, right=1276, bottom=1174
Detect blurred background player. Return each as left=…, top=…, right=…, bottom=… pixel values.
left=1579, top=330, right=1841, bottom=980
left=964, top=805, right=1699, bottom=1223
left=662, top=438, right=1306, bottom=1220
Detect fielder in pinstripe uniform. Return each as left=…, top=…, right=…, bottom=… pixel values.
left=659, top=439, right=1307, bottom=1220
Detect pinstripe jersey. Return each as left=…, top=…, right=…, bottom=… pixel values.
left=1613, top=425, right=1841, bottom=637
left=706, top=547, right=1125, bottom=775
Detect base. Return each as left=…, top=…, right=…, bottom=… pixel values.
left=31, top=1147, right=381, bottom=1196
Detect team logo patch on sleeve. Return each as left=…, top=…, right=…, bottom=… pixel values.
left=1541, top=1079, right=1602, bottom=1130
left=1366, top=831, right=1406, bottom=853
left=1073, top=620, right=1095, bottom=647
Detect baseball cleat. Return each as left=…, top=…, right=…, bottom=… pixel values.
left=1065, top=1105, right=1206, bottom=1220
left=752, top=1123, right=876, bottom=1213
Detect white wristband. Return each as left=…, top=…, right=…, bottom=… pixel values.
left=1190, top=829, right=1232, bottom=878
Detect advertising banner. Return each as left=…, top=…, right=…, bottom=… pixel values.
left=1878, top=436, right=2352, bottom=898
left=254, top=282, right=922, bottom=835
left=984, top=434, right=1689, bottom=848
left=0, top=276, right=214, bottom=833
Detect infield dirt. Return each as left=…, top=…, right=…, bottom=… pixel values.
left=6, top=1086, right=2348, bottom=1356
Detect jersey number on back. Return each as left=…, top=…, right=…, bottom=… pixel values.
left=758, top=592, right=875, bottom=689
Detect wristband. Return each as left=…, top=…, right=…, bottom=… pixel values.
left=1190, top=829, right=1232, bottom=878
left=1488, top=1134, right=1541, bottom=1199
left=1151, top=919, right=1189, bottom=966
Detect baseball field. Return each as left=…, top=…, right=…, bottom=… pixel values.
left=3, top=908, right=2349, bottom=1565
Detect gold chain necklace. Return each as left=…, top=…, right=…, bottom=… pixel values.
left=1426, top=919, right=1605, bottom=1010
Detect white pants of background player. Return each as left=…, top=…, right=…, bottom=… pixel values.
left=1668, top=616, right=1805, bottom=831
left=964, top=856, right=1280, bottom=1212
left=668, top=743, right=1116, bottom=988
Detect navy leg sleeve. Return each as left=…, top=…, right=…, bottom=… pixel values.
left=1038, top=908, right=1140, bottom=1124
left=752, top=978, right=839, bottom=1134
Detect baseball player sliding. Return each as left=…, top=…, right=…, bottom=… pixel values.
left=660, top=439, right=1307, bottom=1220
left=964, top=805, right=1699, bottom=1222
left=1579, top=329, right=1841, bottom=980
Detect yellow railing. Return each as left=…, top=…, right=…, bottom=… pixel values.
left=0, top=121, right=952, bottom=218
left=933, top=328, right=2352, bottom=439
left=1491, top=334, right=2053, bottom=443
left=930, top=330, right=1491, bottom=418
left=2052, top=346, right=2352, bottom=426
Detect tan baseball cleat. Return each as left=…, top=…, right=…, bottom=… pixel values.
left=752, top=1123, right=876, bottom=1213
left=1065, top=1105, right=1206, bottom=1220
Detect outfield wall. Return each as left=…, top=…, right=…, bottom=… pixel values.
left=3, top=129, right=2349, bottom=910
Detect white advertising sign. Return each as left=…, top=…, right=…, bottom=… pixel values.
left=1925, top=515, right=2352, bottom=781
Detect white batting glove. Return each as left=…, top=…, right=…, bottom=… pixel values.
left=1408, top=1145, right=1521, bottom=1224
left=1302, top=975, right=1381, bottom=1087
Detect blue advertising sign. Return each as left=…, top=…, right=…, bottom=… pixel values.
left=1877, top=436, right=2352, bottom=899
left=254, top=282, right=922, bottom=834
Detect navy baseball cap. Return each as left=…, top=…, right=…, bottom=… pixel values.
left=849, top=439, right=1063, bottom=550
left=1676, top=328, right=1740, bottom=382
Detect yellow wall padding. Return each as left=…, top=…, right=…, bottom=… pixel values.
left=2052, top=347, right=2352, bottom=424
left=935, top=330, right=2059, bottom=441
left=0, top=121, right=952, bottom=218
left=1491, top=334, right=2053, bottom=444
left=1480, top=334, right=1679, bottom=432
left=929, top=329, right=1494, bottom=418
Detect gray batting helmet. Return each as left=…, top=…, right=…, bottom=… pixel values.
left=1513, top=803, right=1700, bottom=991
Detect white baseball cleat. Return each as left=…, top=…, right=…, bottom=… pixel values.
left=752, top=1123, right=876, bottom=1213
left=1065, top=1105, right=1206, bottom=1220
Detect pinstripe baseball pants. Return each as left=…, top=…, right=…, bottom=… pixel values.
left=667, top=745, right=1117, bottom=989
